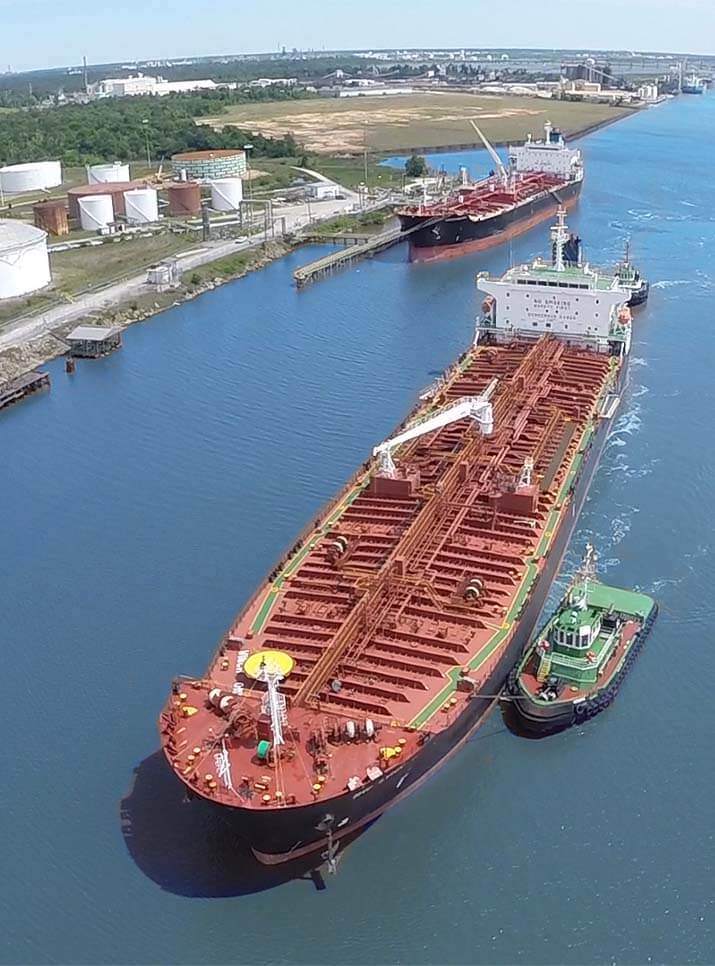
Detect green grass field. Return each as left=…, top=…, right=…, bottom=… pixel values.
left=0, top=232, right=194, bottom=328
left=199, top=92, right=633, bottom=154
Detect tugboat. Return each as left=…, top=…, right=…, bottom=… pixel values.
left=504, top=546, right=657, bottom=736
left=615, top=241, right=649, bottom=307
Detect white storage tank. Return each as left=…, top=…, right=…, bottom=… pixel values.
left=87, top=162, right=131, bottom=184
left=79, top=194, right=114, bottom=230
left=0, top=220, right=51, bottom=299
left=0, top=160, right=62, bottom=194
left=210, top=177, right=243, bottom=211
left=124, top=187, right=159, bottom=224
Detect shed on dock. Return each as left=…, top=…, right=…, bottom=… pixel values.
left=66, top=324, right=122, bottom=358
left=0, top=370, right=50, bottom=412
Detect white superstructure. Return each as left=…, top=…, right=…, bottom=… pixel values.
left=511, top=122, right=583, bottom=181
left=0, top=161, right=62, bottom=195
left=477, top=210, right=631, bottom=354
left=124, top=187, right=159, bottom=224
left=87, top=162, right=130, bottom=184
left=0, top=220, right=51, bottom=299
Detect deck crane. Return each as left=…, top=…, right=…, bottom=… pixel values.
left=469, top=120, right=509, bottom=186
left=373, top=379, right=498, bottom=478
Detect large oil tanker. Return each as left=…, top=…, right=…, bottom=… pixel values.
left=159, top=214, right=632, bottom=866
left=396, top=122, right=584, bottom=262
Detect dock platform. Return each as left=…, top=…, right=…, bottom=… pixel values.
left=293, top=228, right=406, bottom=287
left=0, top=370, right=50, bottom=413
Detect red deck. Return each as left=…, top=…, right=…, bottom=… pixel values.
left=160, top=337, right=616, bottom=810
left=396, top=171, right=568, bottom=220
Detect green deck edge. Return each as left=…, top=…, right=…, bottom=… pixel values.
left=409, top=367, right=617, bottom=729
left=249, top=354, right=618, bottom=730
left=249, top=479, right=369, bottom=634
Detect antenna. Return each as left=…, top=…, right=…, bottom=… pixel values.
left=550, top=208, right=569, bottom=272
left=574, top=543, right=597, bottom=608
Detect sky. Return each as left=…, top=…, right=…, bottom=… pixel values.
left=2, top=0, right=714, bottom=73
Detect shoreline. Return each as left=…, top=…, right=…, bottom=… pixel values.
left=350, top=107, right=641, bottom=159
left=0, top=239, right=297, bottom=384
left=0, top=105, right=641, bottom=387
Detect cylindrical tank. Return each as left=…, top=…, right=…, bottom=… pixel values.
left=78, top=194, right=114, bottom=230
left=124, top=187, right=159, bottom=224
left=210, top=177, right=243, bottom=211
left=0, top=161, right=62, bottom=194
left=0, top=220, right=51, bottom=299
left=167, top=181, right=202, bottom=216
left=87, top=162, right=130, bottom=184
left=33, top=200, right=69, bottom=237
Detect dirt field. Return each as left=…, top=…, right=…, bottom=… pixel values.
left=199, top=93, right=632, bottom=154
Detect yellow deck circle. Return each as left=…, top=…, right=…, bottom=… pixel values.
left=244, top=650, right=295, bottom=679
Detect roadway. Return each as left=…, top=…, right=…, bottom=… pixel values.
left=0, top=192, right=363, bottom=354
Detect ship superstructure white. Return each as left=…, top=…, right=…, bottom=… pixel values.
left=511, top=122, right=583, bottom=181
left=477, top=210, right=631, bottom=354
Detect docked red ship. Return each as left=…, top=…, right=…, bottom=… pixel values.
left=396, top=122, right=584, bottom=262
left=159, top=216, right=633, bottom=867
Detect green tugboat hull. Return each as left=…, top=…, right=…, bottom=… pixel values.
left=504, top=582, right=658, bottom=737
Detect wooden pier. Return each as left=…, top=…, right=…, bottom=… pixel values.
left=0, top=370, right=50, bottom=413
left=293, top=228, right=406, bottom=288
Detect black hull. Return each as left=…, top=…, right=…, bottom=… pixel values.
left=398, top=178, right=582, bottom=260
left=627, top=281, right=649, bottom=307
left=504, top=602, right=658, bottom=737
left=182, top=353, right=625, bottom=864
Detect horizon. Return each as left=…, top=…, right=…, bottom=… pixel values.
left=6, top=45, right=715, bottom=78
left=2, top=0, right=715, bottom=74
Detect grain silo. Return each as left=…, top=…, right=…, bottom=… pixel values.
left=78, top=194, right=114, bottom=230
left=33, top=200, right=69, bottom=237
left=124, top=187, right=159, bottom=224
left=87, top=162, right=131, bottom=184
left=0, top=220, right=51, bottom=299
left=0, top=161, right=62, bottom=194
left=210, top=177, right=243, bottom=211
left=167, top=181, right=202, bottom=216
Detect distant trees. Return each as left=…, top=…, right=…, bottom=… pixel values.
left=0, top=90, right=301, bottom=165
left=405, top=154, right=428, bottom=178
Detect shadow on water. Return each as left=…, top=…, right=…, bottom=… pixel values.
left=120, top=751, right=371, bottom=898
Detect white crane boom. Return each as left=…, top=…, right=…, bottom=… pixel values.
left=373, top=380, right=497, bottom=478
left=469, top=120, right=508, bottom=184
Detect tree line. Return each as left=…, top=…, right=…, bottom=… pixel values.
left=0, top=90, right=302, bottom=166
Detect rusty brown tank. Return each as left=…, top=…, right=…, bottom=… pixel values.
left=33, top=200, right=69, bottom=237
left=167, top=181, right=202, bottom=216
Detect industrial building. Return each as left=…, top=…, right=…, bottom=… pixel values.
left=0, top=220, right=51, bottom=299
left=0, top=161, right=62, bottom=195
left=171, top=149, right=247, bottom=181
left=89, top=74, right=218, bottom=98
left=562, top=60, right=613, bottom=87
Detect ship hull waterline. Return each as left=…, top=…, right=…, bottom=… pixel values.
left=178, top=352, right=624, bottom=865
left=401, top=179, right=582, bottom=264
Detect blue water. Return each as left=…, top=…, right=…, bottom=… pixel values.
left=3, top=95, right=715, bottom=965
